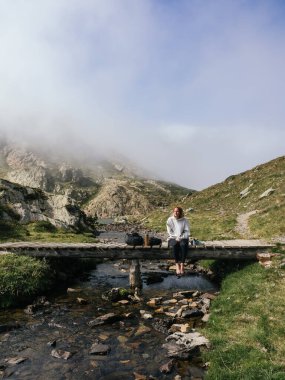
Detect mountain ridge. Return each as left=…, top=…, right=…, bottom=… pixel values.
left=0, top=141, right=192, bottom=229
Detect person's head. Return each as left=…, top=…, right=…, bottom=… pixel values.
left=173, top=206, right=184, bottom=219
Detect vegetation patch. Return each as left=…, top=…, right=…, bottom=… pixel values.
left=201, top=253, right=285, bottom=379
left=144, top=156, right=285, bottom=241
left=0, top=255, right=53, bottom=308
left=30, top=220, right=57, bottom=233
left=0, top=221, right=27, bottom=241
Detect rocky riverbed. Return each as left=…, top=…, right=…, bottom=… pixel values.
left=0, top=257, right=217, bottom=380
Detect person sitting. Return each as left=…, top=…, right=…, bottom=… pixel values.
left=166, top=206, right=190, bottom=277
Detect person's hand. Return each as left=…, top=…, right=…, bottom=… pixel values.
left=176, top=237, right=181, bottom=242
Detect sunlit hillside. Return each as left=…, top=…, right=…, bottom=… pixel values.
left=144, top=156, right=285, bottom=241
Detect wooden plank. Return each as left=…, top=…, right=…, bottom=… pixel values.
left=0, top=240, right=273, bottom=260
left=0, top=247, right=270, bottom=260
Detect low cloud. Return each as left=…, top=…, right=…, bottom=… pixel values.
left=0, top=1, right=284, bottom=189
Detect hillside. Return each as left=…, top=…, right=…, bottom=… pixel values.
left=145, top=156, right=285, bottom=241
left=0, top=141, right=192, bottom=224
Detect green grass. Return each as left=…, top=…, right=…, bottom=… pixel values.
left=0, top=255, right=52, bottom=308
left=143, top=156, right=285, bottom=241
left=249, top=202, right=285, bottom=239
left=0, top=221, right=98, bottom=243
left=201, top=251, right=285, bottom=379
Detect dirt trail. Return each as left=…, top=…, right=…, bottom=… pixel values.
left=235, top=210, right=258, bottom=238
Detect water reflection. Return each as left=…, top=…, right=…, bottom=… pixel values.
left=88, top=261, right=217, bottom=293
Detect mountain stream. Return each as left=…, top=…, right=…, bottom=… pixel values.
left=0, top=259, right=217, bottom=379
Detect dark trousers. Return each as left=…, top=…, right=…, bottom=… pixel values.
left=168, top=238, right=189, bottom=263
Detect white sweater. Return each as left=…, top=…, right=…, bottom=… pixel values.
left=166, top=216, right=190, bottom=240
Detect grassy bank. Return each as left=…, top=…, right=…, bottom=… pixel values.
left=0, top=221, right=102, bottom=308
left=201, top=248, right=285, bottom=379
left=0, top=254, right=98, bottom=308
left=0, top=255, right=52, bottom=308
left=0, top=220, right=98, bottom=243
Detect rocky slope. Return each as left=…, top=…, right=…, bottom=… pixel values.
left=0, top=178, right=90, bottom=230
left=0, top=141, right=192, bottom=225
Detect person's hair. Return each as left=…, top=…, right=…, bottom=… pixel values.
left=173, top=206, right=184, bottom=217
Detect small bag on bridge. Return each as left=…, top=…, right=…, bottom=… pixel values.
left=148, top=236, right=162, bottom=247
left=125, top=232, right=144, bottom=247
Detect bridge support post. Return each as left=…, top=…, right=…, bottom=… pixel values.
left=129, top=259, right=142, bottom=291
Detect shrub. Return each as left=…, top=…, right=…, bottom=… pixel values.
left=32, top=221, right=57, bottom=233
left=0, top=255, right=53, bottom=308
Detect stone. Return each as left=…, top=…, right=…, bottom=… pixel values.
left=88, top=313, right=122, bottom=327
left=201, top=298, right=211, bottom=308
left=257, top=253, right=274, bottom=268
left=175, top=305, right=189, bottom=318
left=142, top=313, right=153, bottom=320
left=134, top=324, right=152, bottom=336
left=89, top=343, right=111, bottom=355
left=168, top=324, right=183, bottom=333
left=133, top=372, right=147, bottom=380
left=201, top=293, right=216, bottom=300
left=51, top=349, right=73, bottom=360
left=90, top=360, right=99, bottom=368
left=147, top=297, right=163, bottom=307
left=67, top=288, right=81, bottom=293
left=118, top=300, right=129, bottom=305
left=201, top=314, right=210, bottom=323
left=178, top=299, right=188, bottom=305
left=259, top=188, right=275, bottom=199
left=98, top=333, right=109, bottom=341
left=160, top=359, right=175, bottom=373
left=165, top=312, right=177, bottom=318
left=181, top=309, right=204, bottom=319
left=24, top=304, right=41, bottom=315
left=180, top=323, right=192, bottom=333
left=154, top=307, right=165, bottom=313
left=102, top=287, right=130, bottom=302
left=240, top=184, right=253, bottom=198
left=48, top=322, right=65, bottom=329
left=77, top=298, right=89, bottom=305
left=163, top=332, right=210, bottom=359
left=5, top=357, right=27, bottom=365
left=117, top=336, right=128, bottom=344
left=152, top=318, right=173, bottom=334
left=124, top=312, right=136, bottom=319
left=163, top=299, right=178, bottom=305
left=47, top=340, right=57, bottom=347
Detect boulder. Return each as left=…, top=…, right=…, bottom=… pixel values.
left=259, top=188, right=275, bottom=199
left=88, top=313, right=122, bottom=327
left=163, top=332, right=210, bottom=359
left=89, top=343, right=111, bottom=355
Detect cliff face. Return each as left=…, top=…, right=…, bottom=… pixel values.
left=0, top=179, right=90, bottom=229
left=1, top=146, right=90, bottom=192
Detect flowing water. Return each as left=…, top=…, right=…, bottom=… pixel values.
left=0, top=260, right=217, bottom=379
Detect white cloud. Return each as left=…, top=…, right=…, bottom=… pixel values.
left=158, top=124, right=198, bottom=144
left=0, top=1, right=284, bottom=189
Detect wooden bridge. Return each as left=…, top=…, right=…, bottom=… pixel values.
left=0, top=239, right=273, bottom=260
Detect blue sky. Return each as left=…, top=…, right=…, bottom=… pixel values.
left=0, top=0, right=284, bottom=189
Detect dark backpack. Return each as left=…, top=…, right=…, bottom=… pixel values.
left=148, top=236, right=162, bottom=247
left=125, top=232, right=144, bottom=247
